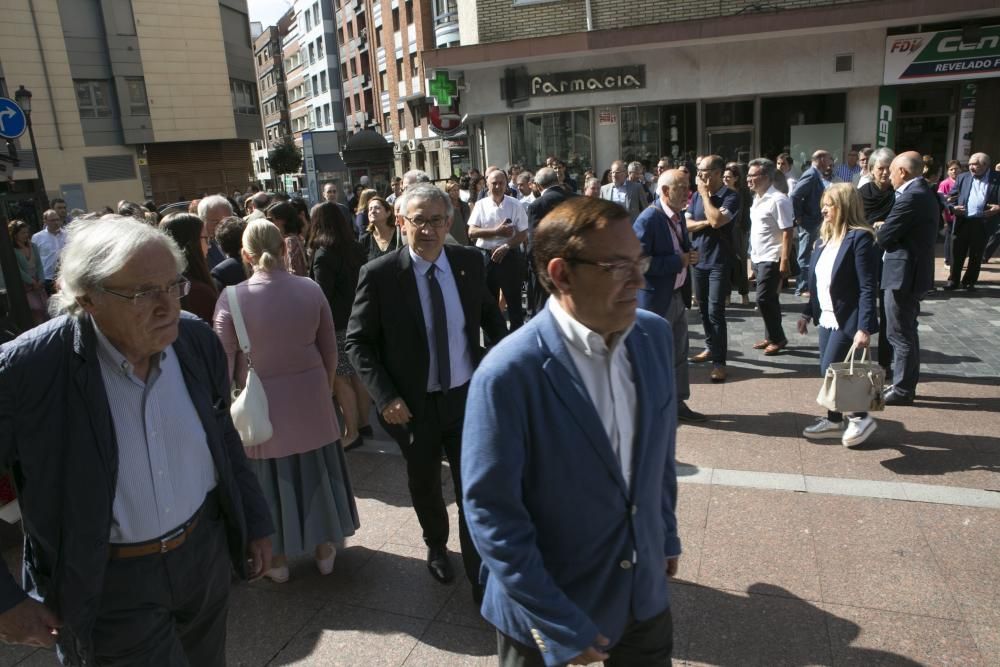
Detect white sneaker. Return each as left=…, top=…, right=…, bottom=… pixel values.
left=803, top=418, right=845, bottom=439
left=842, top=416, right=877, bottom=448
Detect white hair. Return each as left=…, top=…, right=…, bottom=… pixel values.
left=401, top=170, right=431, bottom=188
left=396, top=183, right=453, bottom=220
left=197, top=195, right=233, bottom=220
left=50, top=215, right=185, bottom=318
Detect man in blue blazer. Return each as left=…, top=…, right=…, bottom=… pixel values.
left=790, top=150, right=834, bottom=296
left=945, top=152, right=1000, bottom=290
left=634, top=169, right=704, bottom=422
left=877, top=152, right=940, bottom=405
left=463, top=197, right=680, bottom=667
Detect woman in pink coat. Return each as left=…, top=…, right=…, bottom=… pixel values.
left=214, top=219, right=359, bottom=583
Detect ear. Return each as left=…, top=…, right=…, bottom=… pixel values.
left=76, top=293, right=97, bottom=316
left=547, top=257, right=572, bottom=294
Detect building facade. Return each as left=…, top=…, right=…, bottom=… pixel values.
left=251, top=13, right=294, bottom=190
left=427, top=0, right=1000, bottom=181
left=0, top=0, right=261, bottom=220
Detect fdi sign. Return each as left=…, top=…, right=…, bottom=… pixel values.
left=884, top=26, right=1000, bottom=85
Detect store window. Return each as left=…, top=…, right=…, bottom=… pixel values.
left=621, top=103, right=697, bottom=169
left=760, top=93, right=846, bottom=163
left=704, top=100, right=754, bottom=164
left=509, top=110, right=593, bottom=174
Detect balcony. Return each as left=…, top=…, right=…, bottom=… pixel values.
left=397, top=79, right=406, bottom=98
left=407, top=24, right=416, bottom=48
left=373, top=1, right=382, bottom=27
left=381, top=91, right=391, bottom=114
left=410, top=76, right=422, bottom=97
left=434, top=9, right=459, bottom=49
left=376, top=47, right=387, bottom=72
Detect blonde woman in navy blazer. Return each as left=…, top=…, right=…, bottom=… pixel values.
left=797, top=183, right=880, bottom=448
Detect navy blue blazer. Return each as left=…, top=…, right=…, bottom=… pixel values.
left=877, top=178, right=940, bottom=294
left=462, top=307, right=680, bottom=666
left=950, top=170, right=1000, bottom=218
left=802, top=228, right=879, bottom=334
left=790, top=165, right=825, bottom=230
left=634, top=200, right=689, bottom=316
left=0, top=314, right=273, bottom=662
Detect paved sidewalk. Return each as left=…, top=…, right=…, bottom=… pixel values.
left=3, top=256, right=998, bottom=665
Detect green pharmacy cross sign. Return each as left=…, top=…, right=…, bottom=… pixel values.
left=428, top=70, right=459, bottom=107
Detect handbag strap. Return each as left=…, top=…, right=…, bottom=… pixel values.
left=226, top=286, right=253, bottom=361
left=842, top=341, right=870, bottom=374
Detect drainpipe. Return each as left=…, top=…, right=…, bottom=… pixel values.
left=28, top=0, right=63, bottom=150
left=585, top=0, right=593, bottom=31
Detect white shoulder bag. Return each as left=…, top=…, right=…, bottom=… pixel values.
left=226, top=286, right=273, bottom=447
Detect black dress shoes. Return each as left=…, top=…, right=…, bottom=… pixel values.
left=942, top=282, right=958, bottom=291
left=883, top=387, right=914, bottom=406
left=677, top=402, right=707, bottom=423
left=426, top=546, right=455, bottom=584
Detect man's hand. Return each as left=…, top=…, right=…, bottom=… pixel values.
left=779, top=258, right=790, bottom=278
left=679, top=250, right=690, bottom=269
left=697, top=180, right=711, bottom=199
left=0, top=598, right=61, bottom=648
left=382, top=398, right=412, bottom=425
left=797, top=317, right=809, bottom=336
left=569, top=634, right=610, bottom=665
left=247, top=537, right=272, bottom=579
left=490, top=244, right=510, bottom=264
left=953, top=205, right=966, bottom=214
left=495, top=220, right=515, bottom=238
left=853, top=330, right=870, bottom=349
left=986, top=204, right=1000, bottom=218
left=666, top=556, right=679, bottom=578
left=688, top=249, right=699, bottom=265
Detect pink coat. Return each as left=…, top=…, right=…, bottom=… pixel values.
left=213, top=268, right=340, bottom=459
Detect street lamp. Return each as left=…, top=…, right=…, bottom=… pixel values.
left=14, top=85, right=48, bottom=210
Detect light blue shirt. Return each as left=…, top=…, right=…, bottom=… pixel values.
left=94, top=322, right=218, bottom=544
left=408, top=248, right=474, bottom=392
left=967, top=174, right=988, bottom=218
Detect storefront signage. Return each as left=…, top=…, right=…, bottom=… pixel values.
left=529, top=66, right=645, bottom=97
left=957, top=83, right=977, bottom=162
left=884, top=26, right=1000, bottom=85
left=875, top=87, right=897, bottom=148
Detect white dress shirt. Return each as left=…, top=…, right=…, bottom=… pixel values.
left=814, top=239, right=840, bottom=330
left=31, top=228, right=67, bottom=280
left=408, top=248, right=474, bottom=392
left=750, top=186, right=794, bottom=264
left=548, top=297, right=636, bottom=491
left=467, top=194, right=529, bottom=251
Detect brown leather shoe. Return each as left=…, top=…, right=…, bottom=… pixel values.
left=763, top=340, right=788, bottom=356
left=752, top=339, right=770, bottom=350
left=710, top=366, right=727, bottom=383
left=689, top=349, right=711, bottom=363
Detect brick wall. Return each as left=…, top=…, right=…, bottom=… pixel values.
left=477, top=0, right=587, bottom=44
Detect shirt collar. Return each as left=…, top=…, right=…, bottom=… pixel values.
left=92, top=317, right=167, bottom=378
left=896, top=176, right=922, bottom=194
left=548, top=296, right=634, bottom=359
left=658, top=199, right=681, bottom=219
left=408, top=247, right=451, bottom=277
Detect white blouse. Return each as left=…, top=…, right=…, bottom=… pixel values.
left=814, top=240, right=841, bottom=330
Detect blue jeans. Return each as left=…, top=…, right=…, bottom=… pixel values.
left=796, top=225, right=819, bottom=295
left=693, top=265, right=730, bottom=366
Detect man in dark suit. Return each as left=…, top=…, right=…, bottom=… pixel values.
left=634, top=169, right=704, bottom=422
left=790, top=150, right=834, bottom=296
left=945, top=152, right=1000, bottom=290
left=600, top=160, right=647, bottom=222
left=527, top=167, right=574, bottom=313
left=876, top=152, right=940, bottom=405
left=346, top=183, right=506, bottom=598
left=0, top=216, right=273, bottom=664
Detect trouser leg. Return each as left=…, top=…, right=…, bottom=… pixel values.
left=665, top=294, right=689, bottom=402
left=755, top=262, right=785, bottom=343
left=706, top=266, right=729, bottom=365
left=605, top=607, right=674, bottom=667
left=884, top=289, right=921, bottom=396
left=796, top=226, right=817, bottom=295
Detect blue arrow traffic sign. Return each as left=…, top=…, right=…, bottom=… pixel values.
left=0, top=98, right=27, bottom=140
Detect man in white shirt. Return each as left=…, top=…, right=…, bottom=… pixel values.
left=747, top=158, right=795, bottom=356
left=515, top=171, right=536, bottom=210
left=468, top=169, right=530, bottom=331
left=31, top=209, right=67, bottom=294
left=777, top=153, right=797, bottom=192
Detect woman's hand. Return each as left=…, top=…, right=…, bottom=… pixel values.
left=796, top=317, right=809, bottom=336
left=853, top=330, right=870, bottom=348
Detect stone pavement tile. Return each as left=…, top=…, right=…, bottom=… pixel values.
left=0, top=646, right=46, bottom=667
left=434, top=578, right=491, bottom=631
left=387, top=502, right=461, bottom=554
left=226, top=585, right=325, bottom=667
left=968, top=624, right=1000, bottom=667
left=674, top=484, right=710, bottom=584
left=798, top=434, right=908, bottom=483
left=6, top=651, right=58, bottom=666
left=806, top=495, right=963, bottom=620
left=677, top=585, right=833, bottom=665
left=353, top=455, right=416, bottom=498
left=344, top=450, right=391, bottom=486
left=698, top=487, right=821, bottom=601
left=943, top=569, right=1000, bottom=628
left=677, top=430, right=803, bottom=475
left=803, top=475, right=908, bottom=501
left=822, top=603, right=985, bottom=666
left=344, top=494, right=416, bottom=552
left=269, top=601, right=429, bottom=666
left=914, top=504, right=1000, bottom=578
left=340, top=542, right=458, bottom=620
left=668, top=581, right=700, bottom=659
left=401, top=622, right=495, bottom=665
left=248, top=545, right=380, bottom=603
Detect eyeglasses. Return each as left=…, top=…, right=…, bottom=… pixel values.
left=403, top=215, right=449, bottom=229
left=99, top=277, right=191, bottom=306
left=567, top=256, right=651, bottom=281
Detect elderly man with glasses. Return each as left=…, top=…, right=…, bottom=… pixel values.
left=0, top=216, right=273, bottom=665
left=946, top=152, right=1000, bottom=290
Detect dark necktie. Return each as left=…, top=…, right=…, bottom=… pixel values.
left=426, top=265, right=451, bottom=394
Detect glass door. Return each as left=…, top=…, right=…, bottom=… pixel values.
left=706, top=127, right=754, bottom=164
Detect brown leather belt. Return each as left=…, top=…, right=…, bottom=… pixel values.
left=109, top=508, right=202, bottom=559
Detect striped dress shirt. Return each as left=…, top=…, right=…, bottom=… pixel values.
left=94, top=322, right=217, bottom=544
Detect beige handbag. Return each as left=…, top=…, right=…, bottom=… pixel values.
left=817, top=343, right=886, bottom=413
left=226, top=286, right=273, bottom=447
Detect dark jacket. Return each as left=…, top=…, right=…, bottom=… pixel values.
left=210, top=256, right=247, bottom=291
left=790, top=165, right=825, bottom=230
left=949, top=170, right=1000, bottom=218
left=0, top=314, right=273, bottom=663
left=311, top=243, right=364, bottom=331
left=877, top=178, right=940, bottom=294
left=634, top=200, right=690, bottom=316
left=802, top=229, right=879, bottom=334
left=527, top=187, right=573, bottom=232
left=345, top=245, right=507, bottom=420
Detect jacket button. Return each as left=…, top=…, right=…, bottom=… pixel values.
left=631, top=504, right=638, bottom=515
left=620, top=560, right=632, bottom=569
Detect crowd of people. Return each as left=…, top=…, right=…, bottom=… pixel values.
left=0, top=141, right=995, bottom=665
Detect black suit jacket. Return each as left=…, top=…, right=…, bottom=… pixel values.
left=0, top=314, right=273, bottom=661
left=210, top=256, right=247, bottom=290
left=877, top=178, right=940, bottom=293
left=527, top=187, right=573, bottom=231
left=346, top=245, right=507, bottom=420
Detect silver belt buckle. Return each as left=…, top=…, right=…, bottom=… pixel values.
left=159, top=525, right=186, bottom=553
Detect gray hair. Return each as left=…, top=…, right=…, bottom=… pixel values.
left=197, top=195, right=233, bottom=220
left=971, top=152, right=992, bottom=167
left=584, top=176, right=601, bottom=191
left=870, top=147, right=895, bottom=170
left=534, top=167, right=559, bottom=189
left=50, top=215, right=185, bottom=318
left=747, top=157, right=777, bottom=182
left=396, top=182, right=453, bottom=220
left=401, top=169, right=431, bottom=188
left=516, top=171, right=533, bottom=185
left=627, top=161, right=644, bottom=174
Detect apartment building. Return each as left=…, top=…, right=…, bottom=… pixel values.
left=251, top=11, right=295, bottom=190
left=0, top=0, right=261, bottom=219
left=427, top=0, right=1000, bottom=180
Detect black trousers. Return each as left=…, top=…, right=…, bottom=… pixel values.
left=380, top=384, right=480, bottom=587
left=497, top=607, right=673, bottom=667
left=92, top=492, right=231, bottom=666
left=884, top=289, right=921, bottom=396
left=754, top=261, right=786, bottom=344
left=948, top=217, right=987, bottom=286
left=485, top=248, right=525, bottom=331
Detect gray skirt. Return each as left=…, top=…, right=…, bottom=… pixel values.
left=249, top=441, right=360, bottom=558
